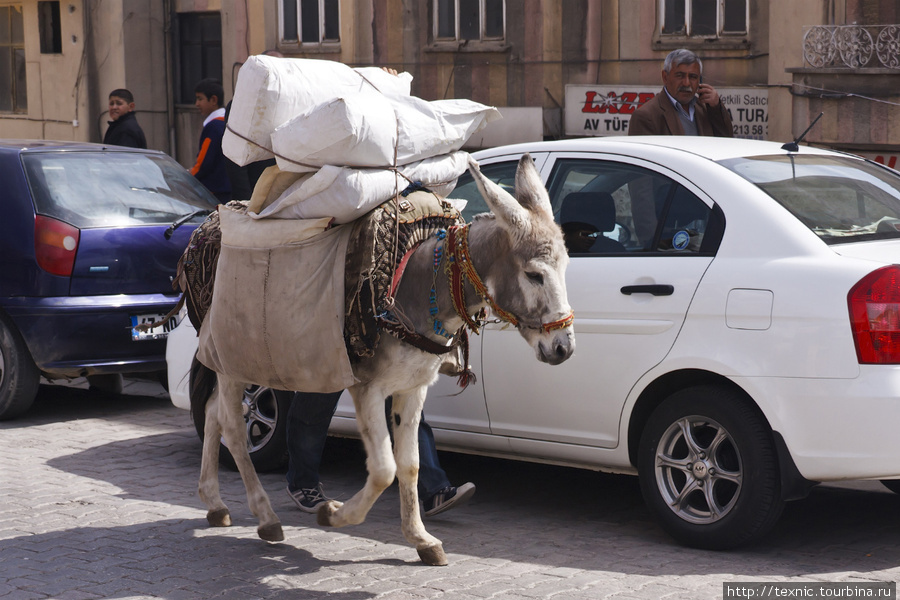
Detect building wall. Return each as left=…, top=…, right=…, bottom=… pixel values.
left=3, top=0, right=898, bottom=162
left=0, top=1, right=172, bottom=150
left=104, top=1, right=170, bottom=150
left=768, top=0, right=824, bottom=144
left=785, top=0, right=900, bottom=155
left=1, top=1, right=89, bottom=140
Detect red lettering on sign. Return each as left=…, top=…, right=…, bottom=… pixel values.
left=638, top=92, right=655, bottom=106
left=582, top=91, right=601, bottom=114
left=581, top=90, right=656, bottom=116
left=618, top=92, right=637, bottom=114
left=604, top=93, right=618, bottom=114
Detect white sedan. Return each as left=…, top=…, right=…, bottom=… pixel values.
left=168, top=136, right=900, bottom=550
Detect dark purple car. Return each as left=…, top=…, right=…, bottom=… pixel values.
left=0, top=140, right=217, bottom=419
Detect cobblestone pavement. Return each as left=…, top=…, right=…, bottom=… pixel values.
left=1, top=379, right=899, bottom=600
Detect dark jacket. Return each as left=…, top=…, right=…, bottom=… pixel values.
left=190, top=114, right=232, bottom=200
left=102, top=112, right=147, bottom=149
left=629, top=90, right=733, bottom=137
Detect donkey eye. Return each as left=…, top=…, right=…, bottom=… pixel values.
left=525, top=272, right=544, bottom=285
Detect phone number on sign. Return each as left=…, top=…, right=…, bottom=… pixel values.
left=733, top=124, right=765, bottom=137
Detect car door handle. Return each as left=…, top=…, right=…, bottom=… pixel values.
left=620, top=284, right=675, bottom=296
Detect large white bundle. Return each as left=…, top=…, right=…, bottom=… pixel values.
left=223, top=55, right=413, bottom=166
left=251, top=152, right=470, bottom=224
left=270, top=93, right=500, bottom=172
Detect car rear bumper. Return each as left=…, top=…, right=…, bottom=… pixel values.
left=3, top=293, right=180, bottom=377
left=735, top=368, right=900, bottom=481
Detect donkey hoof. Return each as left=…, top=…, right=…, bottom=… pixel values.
left=207, top=508, right=231, bottom=528
left=258, top=522, right=284, bottom=542
left=316, top=500, right=342, bottom=527
left=417, top=543, right=448, bottom=566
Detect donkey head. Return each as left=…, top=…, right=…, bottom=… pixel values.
left=467, top=154, right=575, bottom=366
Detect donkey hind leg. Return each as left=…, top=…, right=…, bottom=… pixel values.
left=317, top=385, right=395, bottom=529
left=215, top=374, right=284, bottom=542
left=198, top=391, right=231, bottom=528
left=391, top=389, right=447, bottom=566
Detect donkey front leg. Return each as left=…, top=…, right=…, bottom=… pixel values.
left=317, top=385, right=395, bottom=528
left=391, top=390, right=447, bottom=566
left=215, top=375, right=284, bottom=542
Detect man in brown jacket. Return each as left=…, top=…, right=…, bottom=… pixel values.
left=629, top=48, right=733, bottom=137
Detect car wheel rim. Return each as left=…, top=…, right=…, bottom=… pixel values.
left=654, top=415, right=743, bottom=525
left=219, top=385, right=279, bottom=454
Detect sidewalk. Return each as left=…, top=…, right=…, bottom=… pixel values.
left=1, top=379, right=899, bottom=600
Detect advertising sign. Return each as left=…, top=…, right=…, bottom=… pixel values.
left=565, top=85, right=768, bottom=140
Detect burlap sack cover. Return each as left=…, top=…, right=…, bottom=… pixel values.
left=196, top=205, right=358, bottom=392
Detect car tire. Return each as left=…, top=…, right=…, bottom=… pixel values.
left=192, top=383, right=292, bottom=473
left=0, top=314, right=41, bottom=421
left=638, top=385, right=784, bottom=550
left=879, top=480, right=900, bottom=495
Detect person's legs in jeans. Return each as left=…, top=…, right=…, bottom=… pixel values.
left=286, top=390, right=342, bottom=493
left=384, top=397, right=474, bottom=515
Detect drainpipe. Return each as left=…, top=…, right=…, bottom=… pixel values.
left=164, top=0, right=176, bottom=157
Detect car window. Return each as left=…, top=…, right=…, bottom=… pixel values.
left=545, top=158, right=716, bottom=256
left=720, top=154, right=900, bottom=244
left=448, top=160, right=518, bottom=222
left=22, top=151, right=218, bottom=228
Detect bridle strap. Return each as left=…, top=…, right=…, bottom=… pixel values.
left=446, top=225, right=485, bottom=331
left=447, top=224, right=518, bottom=328
left=542, top=313, right=575, bottom=333
left=446, top=224, right=574, bottom=333
left=375, top=316, right=460, bottom=355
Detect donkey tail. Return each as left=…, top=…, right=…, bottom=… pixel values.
left=189, top=356, right=217, bottom=429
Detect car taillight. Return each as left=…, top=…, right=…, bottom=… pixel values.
left=848, top=265, right=900, bottom=364
left=34, top=215, right=80, bottom=277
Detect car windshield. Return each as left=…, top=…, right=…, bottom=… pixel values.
left=22, top=151, right=217, bottom=228
left=719, top=154, right=900, bottom=244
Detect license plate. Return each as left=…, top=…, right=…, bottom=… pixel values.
left=131, top=313, right=178, bottom=341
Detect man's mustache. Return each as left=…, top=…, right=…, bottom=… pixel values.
left=677, top=86, right=694, bottom=94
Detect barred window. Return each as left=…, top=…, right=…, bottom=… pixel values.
left=38, top=1, right=62, bottom=54
left=0, top=5, right=27, bottom=112
left=661, top=0, right=747, bottom=38
left=177, top=12, right=222, bottom=105
left=281, top=0, right=340, bottom=45
left=434, top=0, right=504, bottom=42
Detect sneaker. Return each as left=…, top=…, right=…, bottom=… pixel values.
left=286, top=484, right=329, bottom=513
left=423, top=482, right=476, bottom=517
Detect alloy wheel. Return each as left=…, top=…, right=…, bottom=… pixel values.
left=653, top=415, right=743, bottom=525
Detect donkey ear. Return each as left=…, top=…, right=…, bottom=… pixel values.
left=467, top=155, right=529, bottom=230
left=514, top=153, right=553, bottom=217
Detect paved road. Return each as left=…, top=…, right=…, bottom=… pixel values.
left=1, top=379, right=899, bottom=600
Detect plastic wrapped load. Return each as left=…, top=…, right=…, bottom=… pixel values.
left=223, top=55, right=414, bottom=166
left=270, top=92, right=500, bottom=172
left=250, top=152, right=470, bottom=224
left=224, top=55, right=500, bottom=171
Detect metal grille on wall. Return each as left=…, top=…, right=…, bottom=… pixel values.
left=803, top=25, right=900, bottom=69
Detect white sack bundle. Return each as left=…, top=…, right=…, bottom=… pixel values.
left=269, top=92, right=501, bottom=173
left=252, top=152, right=470, bottom=224
left=223, top=55, right=413, bottom=166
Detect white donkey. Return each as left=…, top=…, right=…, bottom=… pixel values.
left=192, top=155, right=575, bottom=565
